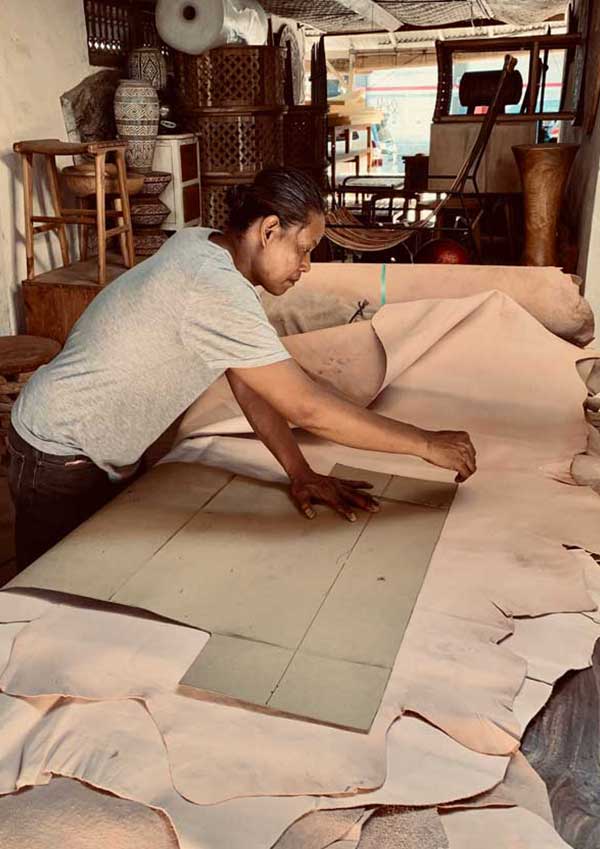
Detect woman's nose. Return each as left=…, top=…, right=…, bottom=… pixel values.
left=300, top=254, right=311, bottom=273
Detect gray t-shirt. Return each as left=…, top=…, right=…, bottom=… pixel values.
left=12, top=228, right=291, bottom=479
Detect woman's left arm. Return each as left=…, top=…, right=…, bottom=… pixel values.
left=227, top=371, right=379, bottom=522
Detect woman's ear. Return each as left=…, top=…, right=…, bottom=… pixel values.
left=260, top=215, right=281, bottom=246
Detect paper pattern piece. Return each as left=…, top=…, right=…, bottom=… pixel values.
left=7, top=464, right=234, bottom=600
left=9, top=465, right=455, bottom=732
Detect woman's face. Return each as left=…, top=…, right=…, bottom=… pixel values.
left=254, top=211, right=325, bottom=296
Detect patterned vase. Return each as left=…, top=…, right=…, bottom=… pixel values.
left=114, top=79, right=160, bottom=173
left=128, top=47, right=167, bottom=91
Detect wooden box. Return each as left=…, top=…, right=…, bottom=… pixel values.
left=22, top=256, right=126, bottom=345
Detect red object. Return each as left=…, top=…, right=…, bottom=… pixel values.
left=414, top=238, right=470, bottom=264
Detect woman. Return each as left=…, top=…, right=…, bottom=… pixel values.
left=9, top=167, right=475, bottom=569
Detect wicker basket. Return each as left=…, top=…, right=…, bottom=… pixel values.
left=174, top=45, right=286, bottom=109
left=184, top=107, right=284, bottom=178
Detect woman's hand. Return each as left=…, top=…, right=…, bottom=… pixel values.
left=421, top=430, right=477, bottom=482
left=289, top=470, right=380, bottom=522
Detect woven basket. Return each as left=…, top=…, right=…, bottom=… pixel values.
left=184, top=108, right=284, bottom=178
left=174, top=45, right=286, bottom=109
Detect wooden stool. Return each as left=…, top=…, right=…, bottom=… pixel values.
left=0, top=335, right=61, bottom=459
left=13, top=139, right=136, bottom=286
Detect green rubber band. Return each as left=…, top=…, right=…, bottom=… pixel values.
left=380, top=263, right=387, bottom=306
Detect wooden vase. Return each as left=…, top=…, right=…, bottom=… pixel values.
left=512, top=143, right=579, bottom=267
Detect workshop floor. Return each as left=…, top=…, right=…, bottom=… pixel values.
left=0, top=472, right=17, bottom=586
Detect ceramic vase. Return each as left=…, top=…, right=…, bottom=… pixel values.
left=114, top=79, right=160, bottom=173
left=128, top=47, right=167, bottom=91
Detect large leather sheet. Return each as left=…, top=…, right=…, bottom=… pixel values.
left=1, top=286, right=599, bottom=848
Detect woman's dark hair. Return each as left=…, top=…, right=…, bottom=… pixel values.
left=226, top=167, right=326, bottom=232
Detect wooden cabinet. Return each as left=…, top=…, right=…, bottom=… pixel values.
left=153, top=134, right=202, bottom=230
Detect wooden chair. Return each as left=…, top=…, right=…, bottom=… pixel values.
left=325, top=54, right=518, bottom=261
left=13, top=139, right=135, bottom=285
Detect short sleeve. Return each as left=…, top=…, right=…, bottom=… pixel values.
left=181, top=269, right=291, bottom=370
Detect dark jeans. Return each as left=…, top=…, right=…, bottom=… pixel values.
left=8, top=426, right=124, bottom=571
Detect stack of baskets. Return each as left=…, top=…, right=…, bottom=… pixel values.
left=174, top=45, right=287, bottom=229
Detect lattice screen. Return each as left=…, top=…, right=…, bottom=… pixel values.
left=84, top=0, right=169, bottom=67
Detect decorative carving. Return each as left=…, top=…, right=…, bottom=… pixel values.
left=174, top=46, right=286, bottom=110
left=188, top=109, right=284, bottom=178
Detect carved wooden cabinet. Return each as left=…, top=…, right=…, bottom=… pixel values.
left=153, top=133, right=202, bottom=229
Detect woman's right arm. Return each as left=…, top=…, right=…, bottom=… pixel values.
left=228, top=359, right=476, bottom=482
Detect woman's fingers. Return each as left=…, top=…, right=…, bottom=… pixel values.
left=459, top=446, right=477, bottom=475
left=454, top=456, right=473, bottom=482
left=339, top=487, right=380, bottom=513
left=336, top=479, right=374, bottom=490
